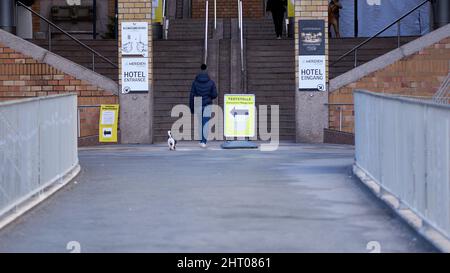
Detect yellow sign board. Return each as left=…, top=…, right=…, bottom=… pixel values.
left=154, top=0, right=163, bottom=24
left=224, top=95, right=256, bottom=138
left=288, top=0, right=294, bottom=17
left=99, top=104, right=119, bottom=143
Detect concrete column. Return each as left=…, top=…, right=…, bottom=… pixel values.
left=118, top=0, right=153, bottom=144
left=183, top=0, right=191, bottom=18
left=433, top=0, right=450, bottom=29
left=16, top=6, right=33, bottom=39
left=294, top=0, right=329, bottom=143
left=0, top=0, right=15, bottom=33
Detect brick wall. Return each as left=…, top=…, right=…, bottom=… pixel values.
left=0, top=43, right=118, bottom=139
left=192, top=0, right=264, bottom=18
left=329, top=37, right=450, bottom=133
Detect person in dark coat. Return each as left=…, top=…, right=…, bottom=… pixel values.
left=266, top=0, right=287, bottom=39
left=190, top=64, right=218, bottom=147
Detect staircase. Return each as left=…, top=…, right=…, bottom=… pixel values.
left=26, top=19, right=423, bottom=143
left=329, top=36, right=418, bottom=79
left=176, top=0, right=184, bottom=19
left=167, top=18, right=213, bottom=40
left=29, top=39, right=118, bottom=81
left=153, top=37, right=203, bottom=142
left=245, top=19, right=296, bottom=141
left=245, top=18, right=287, bottom=39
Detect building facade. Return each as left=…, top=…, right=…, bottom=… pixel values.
left=1, top=0, right=449, bottom=144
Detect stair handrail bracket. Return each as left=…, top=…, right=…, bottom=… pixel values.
left=331, top=0, right=432, bottom=68
left=15, top=1, right=118, bottom=70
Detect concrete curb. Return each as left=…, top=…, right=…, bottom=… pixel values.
left=353, top=163, right=450, bottom=253
left=0, top=29, right=118, bottom=94
left=330, top=24, right=450, bottom=92
left=0, top=164, right=81, bottom=231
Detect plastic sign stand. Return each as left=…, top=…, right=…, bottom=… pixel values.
left=221, top=94, right=258, bottom=149
left=99, top=104, right=119, bottom=143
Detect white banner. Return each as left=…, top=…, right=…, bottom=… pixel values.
left=121, top=58, right=149, bottom=93
left=298, top=56, right=326, bottom=92
left=121, top=22, right=149, bottom=57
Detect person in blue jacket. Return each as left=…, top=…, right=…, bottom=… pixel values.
left=190, top=64, right=218, bottom=148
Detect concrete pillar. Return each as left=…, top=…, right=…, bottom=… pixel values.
left=118, top=0, right=153, bottom=144
left=16, top=6, right=33, bottom=39
left=433, top=0, right=450, bottom=29
left=183, top=0, right=191, bottom=18
left=0, top=0, right=15, bottom=33
left=294, top=0, right=329, bottom=143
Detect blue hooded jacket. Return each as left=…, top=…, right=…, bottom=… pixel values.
left=190, top=71, right=218, bottom=113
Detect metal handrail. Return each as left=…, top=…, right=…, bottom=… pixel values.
left=214, top=0, right=217, bottom=30
left=331, top=0, right=431, bottom=67
left=204, top=0, right=209, bottom=64
left=162, top=0, right=168, bottom=39
left=238, top=0, right=244, bottom=72
left=203, top=0, right=217, bottom=64
left=16, top=1, right=118, bottom=70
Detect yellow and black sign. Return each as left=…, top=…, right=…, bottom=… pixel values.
left=224, top=94, right=256, bottom=138
left=99, top=104, right=119, bottom=143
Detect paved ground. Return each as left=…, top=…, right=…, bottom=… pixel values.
left=0, top=142, right=437, bottom=252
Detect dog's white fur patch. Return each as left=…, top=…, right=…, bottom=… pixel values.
left=167, top=131, right=176, bottom=151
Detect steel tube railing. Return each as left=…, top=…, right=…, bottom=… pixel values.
left=331, top=0, right=431, bottom=67
left=238, top=0, right=244, bottom=72
left=16, top=1, right=117, bottom=69
left=214, top=0, right=217, bottom=30
left=163, top=0, right=168, bottom=40
left=204, top=0, right=209, bottom=64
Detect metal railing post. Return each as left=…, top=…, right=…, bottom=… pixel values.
left=239, top=0, right=244, bottom=72
left=48, top=24, right=52, bottom=52
left=238, top=0, right=241, bottom=29
left=93, top=0, right=97, bottom=39
left=92, top=53, right=95, bottom=71
left=16, top=1, right=118, bottom=69
left=354, top=49, right=357, bottom=68
left=162, top=0, right=167, bottom=40
left=204, top=0, right=209, bottom=64
left=330, top=0, right=431, bottom=68
left=214, top=0, right=217, bottom=30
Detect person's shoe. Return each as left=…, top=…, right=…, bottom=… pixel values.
left=276, top=36, right=282, bottom=40
left=200, top=143, right=207, bottom=148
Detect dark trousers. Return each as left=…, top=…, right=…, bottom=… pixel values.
left=197, top=106, right=211, bottom=144
left=271, top=9, right=285, bottom=37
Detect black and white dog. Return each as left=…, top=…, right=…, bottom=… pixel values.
left=167, top=131, right=177, bottom=151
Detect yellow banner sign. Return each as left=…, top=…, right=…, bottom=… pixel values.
left=99, top=104, right=119, bottom=143
left=288, top=0, right=294, bottom=17
left=224, top=95, right=256, bottom=138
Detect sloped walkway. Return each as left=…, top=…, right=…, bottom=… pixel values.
left=0, top=143, right=436, bottom=252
